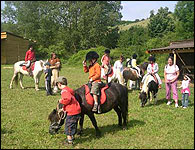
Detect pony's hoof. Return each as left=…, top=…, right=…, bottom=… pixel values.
left=35, top=88, right=40, bottom=91
left=10, top=85, right=13, bottom=89
left=21, top=87, right=25, bottom=89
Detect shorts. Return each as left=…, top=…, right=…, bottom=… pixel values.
left=90, top=82, right=100, bottom=95
left=64, top=114, right=80, bottom=136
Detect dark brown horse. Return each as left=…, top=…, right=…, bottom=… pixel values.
left=48, top=82, right=128, bottom=136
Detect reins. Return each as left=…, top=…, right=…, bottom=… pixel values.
left=56, top=103, right=66, bottom=124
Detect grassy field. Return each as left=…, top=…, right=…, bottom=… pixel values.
left=1, top=64, right=194, bottom=149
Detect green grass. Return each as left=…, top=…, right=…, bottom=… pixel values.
left=1, top=64, right=194, bottom=149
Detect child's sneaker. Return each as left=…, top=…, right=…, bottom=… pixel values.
left=167, top=101, right=172, bottom=105
left=175, top=103, right=179, bottom=108
left=183, top=106, right=187, bottom=109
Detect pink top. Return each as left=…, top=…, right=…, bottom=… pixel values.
left=180, top=79, right=191, bottom=95
left=101, top=54, right=110, bottom=66
left=164, top=64, right=179, bottom=80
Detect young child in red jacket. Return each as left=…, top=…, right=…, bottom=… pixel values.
left=56, top=76, right=81, bottom=145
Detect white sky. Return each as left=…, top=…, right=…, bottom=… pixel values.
left=1, top=1, right=178, bottom=21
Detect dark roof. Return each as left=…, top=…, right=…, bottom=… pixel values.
left=146, top=39, right=194, bottom=54
left=1, top=31, right=35, bottom=42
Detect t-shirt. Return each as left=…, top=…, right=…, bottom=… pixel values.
left=101, top=54, right=110, bottom=66
left=164, top=64, right=179, bottom=80
left=113, top=60, right=123, bottom=73
left=181, top=80, right=190, bottom=93
left=44, top=68, right=52, bottom=81
left=131, top=59, right=137, bottom=68
left=48, top=58, right=60, bottom=66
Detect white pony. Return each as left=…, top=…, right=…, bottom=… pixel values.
left=139, top=74, right=159, bottom=107
left=10, top=60, right=47, bottom=91
left=101, top=67, right=125, bottom=85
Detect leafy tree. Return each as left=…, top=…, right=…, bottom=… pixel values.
left=148, top=7, right=175, bottom=38
left=117, top=25, right=149, bottom=49
left=174, top=1, right=194, bottom=39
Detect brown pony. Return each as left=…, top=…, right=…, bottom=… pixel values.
left=123, top=62, right=148, bottom=89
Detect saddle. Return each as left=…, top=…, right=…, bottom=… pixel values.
left=84, top=82, right=109, bottom=106
left=22, top=62, right=35, bottom=71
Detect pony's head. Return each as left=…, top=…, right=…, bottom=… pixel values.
left=48, top=103, right=66, bottom=134
left=40, top=59, right=49, bottom=71
left=139, top=91, right=147, bottom=107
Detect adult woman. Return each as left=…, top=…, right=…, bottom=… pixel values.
left=164, top=56, right=180, bottom=108
left=48, top=52, right=61, bottom=90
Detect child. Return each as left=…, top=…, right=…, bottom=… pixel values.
left=141, top=56, right=162, bottom=89
left=56, top=76, right=81, bottom=144
left=178, top=74, right=191, bottom=108
left=83, top=51, right=101, bottom=113
left=44, top=62, right=53, bottom=96
left=131, top=53, right=141, bottom=78
left=101, top=49, right=111, bottom=75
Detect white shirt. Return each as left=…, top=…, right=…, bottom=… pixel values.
left=181, top=80, right=190, bottom=93
left=164, top=64, right=179, bottom=80
left=114, top=60, right=123, bottom=73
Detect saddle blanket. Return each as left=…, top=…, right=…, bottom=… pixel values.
left=84, top=84, right=109, bottom=106
left=22, top=62, right=35, bottom=71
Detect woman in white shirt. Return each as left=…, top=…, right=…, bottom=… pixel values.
left=113, top=55, right=125, bottom=85
left=164, top=56, right=180, bottom=108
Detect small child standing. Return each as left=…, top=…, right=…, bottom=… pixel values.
left=56, top=76, right=81, bottom=145
left=44, top=62, right=52, bottom=96
left=178, top=74, right=191, bottom=108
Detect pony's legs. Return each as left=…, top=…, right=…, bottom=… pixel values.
left=34, top=75, right=39, bottom=91
left=114, top=106, right=122, bottom=126
left=77, top=113, right=85, bottom=135
left=87, top=113, right=101, bottom=136
left=19, top=73, right=25, bottom=89
left=10, top=72, right=18, bottom=89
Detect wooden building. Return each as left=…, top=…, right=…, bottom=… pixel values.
left=1, top=31, right=35, bottom=64
left=146, top=39, right=194, bottom=80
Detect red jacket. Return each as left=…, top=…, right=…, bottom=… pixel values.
left=25, top=50, right=36, bottom=61
left=59, top=86, right=81, bottom=116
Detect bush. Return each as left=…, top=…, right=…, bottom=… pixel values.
left=67, top=46, right=108, bottom=66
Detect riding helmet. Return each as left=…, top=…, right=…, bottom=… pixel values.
left=104, top=49, right=110, bottom=54
left=132, top=53, right=137, bottom=59
left=85, top=51, right=99, bottom=61
left=148, top=56, right=156, bottom=62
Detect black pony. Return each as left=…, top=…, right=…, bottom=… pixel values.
left=48, top=82, right=128, bottom=136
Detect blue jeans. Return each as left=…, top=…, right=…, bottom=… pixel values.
left=182, top=93, right=189, bottom=107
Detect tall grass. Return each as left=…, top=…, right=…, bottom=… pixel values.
left=1, top=64, right=194, bottom=149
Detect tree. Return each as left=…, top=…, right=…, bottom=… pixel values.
left=174, top=1, right=194, bottom=39
left=148, top=7, right=175, bottom=38
left=1, top=1, right=122, bottom=59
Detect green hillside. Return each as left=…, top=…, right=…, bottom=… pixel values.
left=118, top=19, right=150, bottom=31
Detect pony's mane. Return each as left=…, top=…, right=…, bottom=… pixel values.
left=141, top=75, right=154, bottom=93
